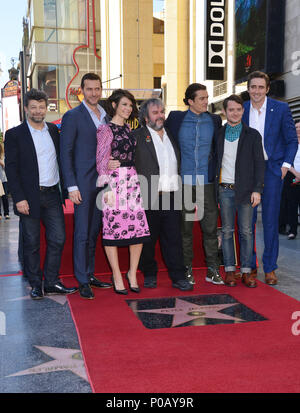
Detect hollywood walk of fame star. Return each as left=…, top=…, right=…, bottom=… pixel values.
left=137, top=298, right=245, bottom=327
left=6, top=346, right=88, bottom=381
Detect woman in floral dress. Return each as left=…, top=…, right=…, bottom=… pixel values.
left=96, top=89, right=150, bottom=294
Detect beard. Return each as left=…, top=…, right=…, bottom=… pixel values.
left=29, top=115, right=45, bottom=124
left=147, top=118, right=164, bottom=131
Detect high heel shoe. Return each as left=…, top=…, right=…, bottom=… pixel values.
left=125, top=272, right=140, bottom=293
left=111, top=276, right=128, bottom=295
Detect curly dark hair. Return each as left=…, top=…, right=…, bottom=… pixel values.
left=24, top=89, right=48, bottom=107
left=183, top=83, right=207, bottom=106
left=105, top=89, right=138, bottom=121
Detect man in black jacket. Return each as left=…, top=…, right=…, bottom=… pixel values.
left=132, top=99, right=192, bottom=291
left=216, top=95, right=265, bottom=287
left=5, top=89, right=77, bottom=299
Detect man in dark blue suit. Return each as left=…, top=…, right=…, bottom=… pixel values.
left=5, top=89, right=77, bottom=300
left=242, top=71, right=298, bottom=285
left=60, top=73, right=112, bottom=299
left=165, top=83, right=223, bottom=286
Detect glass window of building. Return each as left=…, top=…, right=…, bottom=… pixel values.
left=37, top=65, right=57, bottom=111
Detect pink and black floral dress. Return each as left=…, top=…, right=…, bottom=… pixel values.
left=96, top=122, right=150, bottom=246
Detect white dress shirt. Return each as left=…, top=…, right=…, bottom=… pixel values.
left=293, top=144, right=300, bottom=173
left=82, top=99, right=107, bottom=129
left=147, top=126, right=179, bottom=192
left=27, top=121, right=59, bottom=187
left=249, top=98, right=268, bottom=160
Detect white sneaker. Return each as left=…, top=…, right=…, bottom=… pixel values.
left=205, top=268, right=225, bottom=285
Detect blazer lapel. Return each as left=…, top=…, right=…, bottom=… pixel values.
left=219, top=126, right=226, bottom=159
left=165, top=126, right=180, bottom=165
left=46, top=123, right=59, bottom=155
left=236, top=124, right=247, bottom=159
left=143, top=127, right=159, bottom=167
left=22, top=122, right=39, bottom=166
left=79, top=102, right=97, bottom=132
left=264, top=98, right=275, bottom=155
left=242, top=101, right=250, bottom=125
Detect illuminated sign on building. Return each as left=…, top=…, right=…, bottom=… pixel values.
left=206, top=0, right=226, bottom=81
left=68, top=87, right=84, bottom=102
left=1, top=80, right=21, bottom=135
left=1, top=80, right=18, bottom=98
left=235, top=0, right=285, bottom=83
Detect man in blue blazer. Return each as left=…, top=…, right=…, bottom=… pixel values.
left=60, top=73, right=112, bottom=299
left=5, top=89, right=77, bottom=299
left=165, top=83, right=223, bottom=286
left=242, top=71, right=298, bottom=285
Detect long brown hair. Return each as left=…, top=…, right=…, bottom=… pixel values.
left=105, top=89, right=138, bottom=121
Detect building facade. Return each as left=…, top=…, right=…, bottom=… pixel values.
left=22, top=0, right=164, bottom=122
left=163, top=0, right=235, bottom=113
left=23, top=0, right=92, bottom=121
left=163, top=0, right=300, bottom=120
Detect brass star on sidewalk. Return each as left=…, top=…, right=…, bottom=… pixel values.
left=6, top=346, right=88, bottom=381
left=137, top=298, right=245, bottom=327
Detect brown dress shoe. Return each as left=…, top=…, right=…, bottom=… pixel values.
left=234, top=272, right=242, bottom=280
left=265, top=271, right=278, bottom=285
left=242, top=273, right=257, bottom=288
left=225, top=271, right=237, bottom=287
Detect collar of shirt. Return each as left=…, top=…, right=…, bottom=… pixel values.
left=146, top=126, right=178, bottom=192
left=82, top=99, right=106, bottom=124
left=187, top=109, right=209, bottom=119
left=27, top=120, right=48, bottom=134
left=147, top=125, right=167, bottom=142
left=250, top=97, right=267, bottom=114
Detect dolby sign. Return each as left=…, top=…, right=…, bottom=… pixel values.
left=206, top=0, right=226, bottom=80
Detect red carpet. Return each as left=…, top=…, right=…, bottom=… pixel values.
left=67, top=270, right=300, bottom=393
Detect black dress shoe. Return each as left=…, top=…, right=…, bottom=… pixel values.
left=125, top=272, right=140, bottom=293
left=44, top=282, right=78, bottom=295
left=144, top=279, right=157, bottom=288
left=172, top=279, right=193, bottom=291
left=30, top=287, right=44, bottom=300
left=89, top=275, right=112, bottom=289
left=111, top=277, right=128, bottom=295
left=79, top=283, right=94, bottom=299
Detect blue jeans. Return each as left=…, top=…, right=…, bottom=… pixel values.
left=219, top=186, right=253, bottom=273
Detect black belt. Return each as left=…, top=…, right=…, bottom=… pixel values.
left=219, top=183, right=235, bottom=190
left=158, top=191, right=175, bottom=195
left=39, top=184, right=58, bottom=192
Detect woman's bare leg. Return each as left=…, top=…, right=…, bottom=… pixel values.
left=104, top=246, right=125, bottom=290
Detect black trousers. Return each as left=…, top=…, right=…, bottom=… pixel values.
left=181, top=183, right=219, bottom=269
left=0, top=182, right=9, bottom=216
left=139, top=192, right=186, bottom=282
left=20, top=187, right=66, bottom=288
left=287, top=178, right=300, bottom=235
